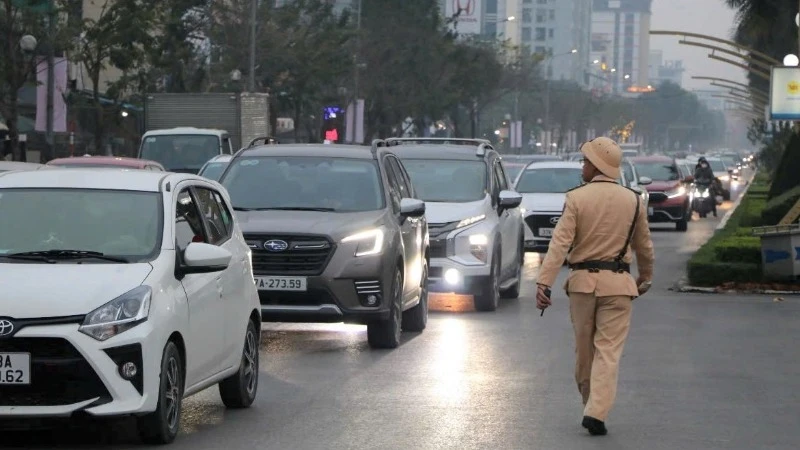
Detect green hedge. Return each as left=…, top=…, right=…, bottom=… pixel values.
left=761, top=184, right=800, bottom=226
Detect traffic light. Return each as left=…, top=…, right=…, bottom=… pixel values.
left=321, top=106, right=345, bottom=143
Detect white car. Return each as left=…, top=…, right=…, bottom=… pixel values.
left=514, top=161, right=584, bottom=252
left=0, top=169, right=261, bottom=444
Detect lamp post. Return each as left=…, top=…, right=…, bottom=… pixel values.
left=248, top=0, right=257, bottom=92
left=543, top=48, right=577, bottom=152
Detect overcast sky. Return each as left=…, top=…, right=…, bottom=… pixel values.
left=650, top=0, right=748, bottom=91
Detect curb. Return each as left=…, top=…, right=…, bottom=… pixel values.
left=716, top=174, right=754, bottom=231
left=671, top=278, right=800, bottom=295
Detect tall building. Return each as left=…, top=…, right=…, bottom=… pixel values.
left=514, top=0, right=592, bottom=85
left=590, top=0, right=652, bottom=94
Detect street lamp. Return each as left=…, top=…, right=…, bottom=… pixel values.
left=19, top=35, right=37, bottom=53
left=784, top=54, right=800, bottom=66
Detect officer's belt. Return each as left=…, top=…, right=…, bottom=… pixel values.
left=569, top=261, right=631, bottom=273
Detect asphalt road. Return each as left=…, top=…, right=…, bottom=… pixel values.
left=8, top=176, right=800, bottom=449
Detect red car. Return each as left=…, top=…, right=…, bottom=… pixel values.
left=47, top=155, right=165, bottom=171
left=629, top=155, right=692, bottom=232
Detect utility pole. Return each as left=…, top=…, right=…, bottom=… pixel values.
left=248, top=0, right=257, bottom=91
left=350, top=0, right=362, bottom=144
left=544, top=58, right=551, bottom=152
left=44, top=2, right=55, bottom=162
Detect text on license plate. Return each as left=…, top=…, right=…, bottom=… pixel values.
left=648, top=207, right=654, bottom=216
left=538, top=228, right=554, bottom=237
left=0, top=353, right=31, bottom=385
left=254, top=276, right=307, bottom=291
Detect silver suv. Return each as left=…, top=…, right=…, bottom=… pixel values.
left=218, top=141, right=430, bottom=349
left=387, top=138, right=524, bottom=311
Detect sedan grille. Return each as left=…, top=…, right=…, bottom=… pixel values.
left=649, top=192, right=668, bottom=203
left=525, top=214, right=561, bottom=237
left=245, top=234, right=334, bottom=275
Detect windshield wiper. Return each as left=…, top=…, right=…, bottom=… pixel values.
left=4, top=250, right=130, bottom=263
left=234, top=206, right=336, bottom=212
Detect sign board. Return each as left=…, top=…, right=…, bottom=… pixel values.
left=444, top=0, right=483, bottom=35
left=769, top=66, right=800, bottom=120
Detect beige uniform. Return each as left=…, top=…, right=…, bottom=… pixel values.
left=536, top=174, right=655, bottom=422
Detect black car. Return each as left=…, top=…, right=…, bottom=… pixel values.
left=217, top=140, right=430, bottom=349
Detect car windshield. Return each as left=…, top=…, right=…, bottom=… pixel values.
left=221, top=156, right=385, bottom=212
left=503, top=163, right=527, bottom=182
left=515, top=168, right=583, bottom=193
left=633, top=162, right=680, bottom=181
left=0, top=189, right=162, bottom=262
left=139, top=134, right=221, bottom=171
left=707, top=159, right=727, bottom=172
left=198, top=162, right=229, bottom=181
left=622, top=163, right=634, bottom=185
left=400, top=159, right=487, bottom=202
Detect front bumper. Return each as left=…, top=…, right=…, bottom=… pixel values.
left=427, top=257, right=491, bottom=295
left=522, top=212, right=561, bottom=253
left=0, top=320, right=161, bottom=418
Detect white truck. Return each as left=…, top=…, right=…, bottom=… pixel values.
left=138, top=93, right=270, bottom=173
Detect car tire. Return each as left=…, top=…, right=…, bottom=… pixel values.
left=402, top=263, right=428, bottom=332
left=219, top=319, right=260, bottom=408
left=676, top=218, right=688, bottom=232
left=138, top=341, right=184, bottom=445
left=474, top=247, right=500, bottom=311
left=500, top=240, right=523, bottom=299
left=367, top=267, right=403, bottom=349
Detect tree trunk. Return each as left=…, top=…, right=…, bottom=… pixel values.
left=92, top=74, right=104, bottom=154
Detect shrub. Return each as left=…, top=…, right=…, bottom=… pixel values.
left=761, top=185, right=800, bottom=226
left=712, top=235, right=761, bottom=265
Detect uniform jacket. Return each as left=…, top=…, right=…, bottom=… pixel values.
left=536, top=174, right=655, bottom=297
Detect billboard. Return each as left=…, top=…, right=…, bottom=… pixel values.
left=444, top=0, right=482, bottom=35
left=770, top=66, right=800, bottom=120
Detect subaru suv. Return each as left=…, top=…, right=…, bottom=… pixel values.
left=218, top=140, right=429, bottom=349
left=386, top=138, right=524, bottom=312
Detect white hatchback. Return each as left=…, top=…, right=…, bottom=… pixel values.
left=0, top=169, right=261, bottom=444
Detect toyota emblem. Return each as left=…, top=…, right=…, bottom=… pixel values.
left=549, top=217, right=560, bottom=225
left=264, top=239, right=289, bottom=252
left=0, top=319, right=14, bottom=337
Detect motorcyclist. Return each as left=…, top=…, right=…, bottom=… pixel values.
left=693, top=157, right=717, bottom=217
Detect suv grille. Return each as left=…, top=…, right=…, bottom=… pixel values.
left=245, top=234, right=334, bottom=275
left=0, top=338, right=111, bottom=407
left=649, top=192, right=668, bottom=203
left=525, top=214, right=561, bottom=237
left=428, top=221, right=459, bottom=258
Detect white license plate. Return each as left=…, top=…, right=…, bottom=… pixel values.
left=538, top=228, right=554, bottom=237
left=254, top=276, right=307, bottom=291
left=0, top=353, right=31, bottom=385
left=648, top=207, right=654, bottom=216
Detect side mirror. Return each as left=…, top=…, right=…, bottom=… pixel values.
left=498, top=190, right=523, bottom=208
left=400, top=198, right=426, bottom=217
left=631, top=186, right=643, bottom=195
left=638, top=176, right=653, bottom=186
left=683, top=175, right=695, bottom=183
left=181, top=242, right=232, bottom=274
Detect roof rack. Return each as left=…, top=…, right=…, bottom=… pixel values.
left=247, top=136, right=279, bottom=148
left=383, top=137, right=493, bottom=158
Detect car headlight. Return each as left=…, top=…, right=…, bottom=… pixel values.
left=666, top=186, right=686, bottom=198
left=719, top=175, right=729, bottom=182
left=79, top=285, right=152, bottom=341
left=467, top=234, right=489, bottom=263
left=342, top=228, right=384, bottom=257
left=456, top=214, right=485, bottom=228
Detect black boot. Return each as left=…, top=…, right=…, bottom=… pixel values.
left=582, top=416, right=608, bottom=436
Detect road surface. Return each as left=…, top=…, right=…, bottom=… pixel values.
left=8, top=178, right=799, bottom=450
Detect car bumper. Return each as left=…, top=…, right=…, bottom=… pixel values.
left=255, top=252, right=395, bottom=324
left=0, top=320, right=163, bottom=418
left=647, top=201, right=688, bottom=223
left=428, top=257, right=491, bottom=295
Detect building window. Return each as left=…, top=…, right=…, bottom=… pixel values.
left=535, top=46, right=547, bottom=54
left=522, top=27, right=532, bottom=41
left=535, top=27, right=546, bottom=41
left=537, top=0, right=547, bottom=4
left=549, top=9, right=555, bottom=20
left=485, top=22, right=497, bottom=36
left=523, top=0, right=532, bottom=4
left=523, top=9, right=532, bottom=23
left=486, top=0, right=497, bottom=14
left=535, top=9, right=545, bottom=23
left=548, top=28, right=554, bottom=38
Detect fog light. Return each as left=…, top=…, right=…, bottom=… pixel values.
left=444, top=268, right=460, bottom=285
left=120, top=362, right=138, bottom=380
left=366, top=295, right=378, bottom=306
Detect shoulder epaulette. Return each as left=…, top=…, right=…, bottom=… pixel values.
left=566, top=183, right=589, bottom=193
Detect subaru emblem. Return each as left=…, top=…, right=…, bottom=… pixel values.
left=264, top=239, right=289, bottom=252
left=0, top=319, right=14, bottom=337
left=549, top=217, right=560, bottom=225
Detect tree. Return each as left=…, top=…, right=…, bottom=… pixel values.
left=0, top=0, right=57, bottom=160
left=73, top=0, right=157, bottom=153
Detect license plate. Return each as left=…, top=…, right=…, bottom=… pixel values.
left=0, top=353, right=31, bottom=385
left=254, top=276, right=307, bottom=291
left=538, top=228, right=554, bottom=237
left=648, top=207, right=654, bottom=216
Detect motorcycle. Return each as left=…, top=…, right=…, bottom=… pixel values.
left=691, top=182, right=722, bottom=218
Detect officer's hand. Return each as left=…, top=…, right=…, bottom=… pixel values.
left=636, top=277, right=651, bottom=295
left=536, top=284, right=552, bottom=310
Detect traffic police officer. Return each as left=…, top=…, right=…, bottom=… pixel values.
left=535, top=137, right=654, bottom=436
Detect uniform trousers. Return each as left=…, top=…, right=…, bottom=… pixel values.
left=568, top=292, right=633, bottom=421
